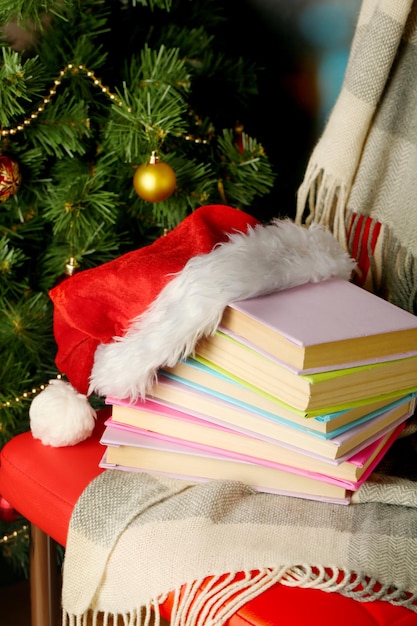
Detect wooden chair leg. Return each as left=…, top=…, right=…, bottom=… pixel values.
left=30, top=524, right=61, bottom=626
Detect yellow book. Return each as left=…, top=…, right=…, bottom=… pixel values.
left=195, top=331, right=417, bottom=412
left=101, top=426, right=351, bottom=504
left=163, top=358, right=409, bottom=432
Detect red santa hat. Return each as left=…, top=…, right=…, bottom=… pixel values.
left=29, top=204, right=355, bottom=446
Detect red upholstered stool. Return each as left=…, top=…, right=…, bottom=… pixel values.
left=0, top=409, right=415, bottom=626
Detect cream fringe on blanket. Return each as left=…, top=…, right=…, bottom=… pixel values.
left=297, top=0, right=417, bottom=312
left=61, top=466, right=417, bottom=626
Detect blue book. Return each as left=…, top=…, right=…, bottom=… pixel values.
left=144, top=372, right=416, bottom=462
left=161, top=357, right=414, bottom=437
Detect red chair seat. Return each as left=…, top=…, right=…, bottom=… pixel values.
left=0, top=409, right=415, bottom=626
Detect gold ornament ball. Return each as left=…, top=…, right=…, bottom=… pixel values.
left=133, top=159, right=176, bottom=203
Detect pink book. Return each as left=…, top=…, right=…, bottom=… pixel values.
left=101, top=417, right=405, bottom=491
left=106, top=394, right=414, bottom=464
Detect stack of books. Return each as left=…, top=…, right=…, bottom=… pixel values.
left=100, top=277, right=417, bottom=504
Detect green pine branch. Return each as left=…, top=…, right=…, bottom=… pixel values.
left=217, top=129, right=276, bottom=206
left=107, top=46, right=190, bottom=160
left=0, top=0, right=71, bottom=28
left=24, top=94, right=93, bottom=158
left=0, top=234, right=26, bottom=298
left=0, top=48, right=48, bottom=125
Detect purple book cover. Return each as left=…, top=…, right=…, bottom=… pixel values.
left=227, top=277, right=417, bottom=347
left=221, top=277, right=417, bottom=373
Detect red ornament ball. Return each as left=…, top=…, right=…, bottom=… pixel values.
left=0, top=494, right=19, bottom=522
left=0, top=155, right=22, bottom=202
left=133, top=156, right=176, bottom=203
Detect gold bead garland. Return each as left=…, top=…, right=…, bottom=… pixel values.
left=0, top=63, right=212, bottom=145
left=0, top=385, right=44, bottom=412
left=0, top=525, right=29, bottom=545
left=0, top=374, right=63, bottom=412
left=1, top=64, right=124, bottom=137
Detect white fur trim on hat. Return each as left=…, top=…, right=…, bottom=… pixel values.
left=89, top=220, right=355, bottom=401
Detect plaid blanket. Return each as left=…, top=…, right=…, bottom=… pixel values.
left=297, top=0, right=417, bottom=311
left=61, top=422, right=417, bottom=625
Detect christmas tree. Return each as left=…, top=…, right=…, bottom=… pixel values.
left=0, top=0, right=316, bottom=574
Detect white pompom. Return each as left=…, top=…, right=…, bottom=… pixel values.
left=30, top=379, right=96, bottom=447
